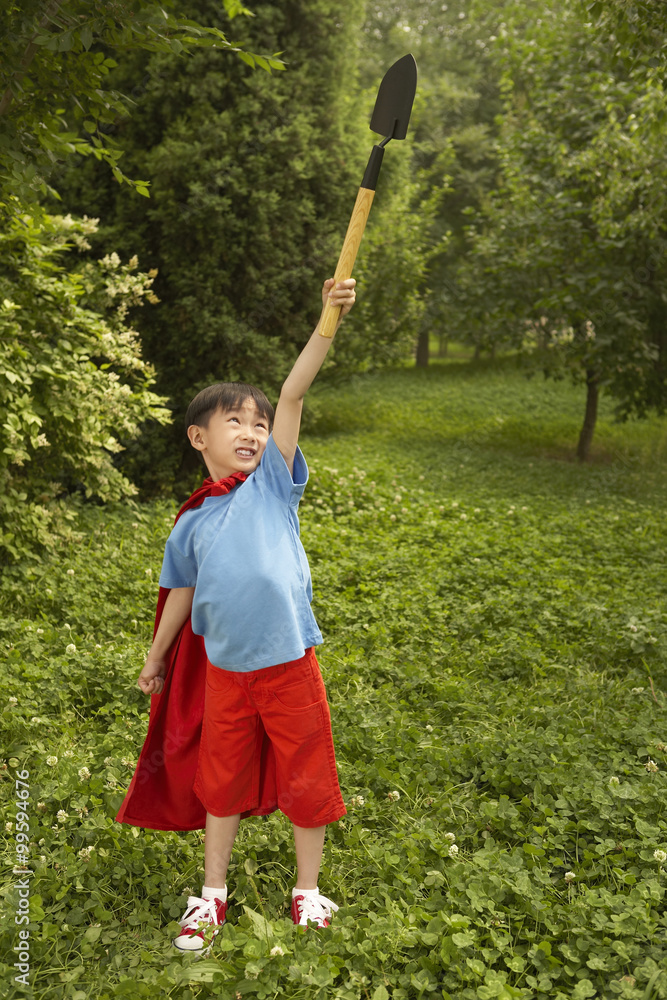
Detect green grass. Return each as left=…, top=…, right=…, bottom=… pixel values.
left=2, top=359, right=667, bottom=999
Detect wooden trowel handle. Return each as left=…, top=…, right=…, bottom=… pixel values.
left=318, top=186, right=375, bottom=338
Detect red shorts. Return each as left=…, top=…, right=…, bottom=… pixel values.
left=193, top=648, right=346, bottom=828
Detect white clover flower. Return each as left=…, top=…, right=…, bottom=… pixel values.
left=444, top=832, right=456, bottom=843
left=57, top=810, right=68, bottom=822
left=655, top=742, right=667, bottom=752
left=460, top=513, right=467, bottom=520
left=425, top=724, right=433, bottom=732
left=8, top=696, right=18, bottom=705
left=654, top=849, right=667, bottom=864
left=145, top=568, right=152, bottom=576
left=631, top=687, right=644, bottom=694
left=270, top=946, right=285, bottom=957
left=36, top=628, right=44, bottom=634
left=350, top=795, right=365, bottom=808
left=78, top=846, right=94, bottom=860
left=104, top=757, right=114, bottom=766
left=121, top=756, right=135, bottom=768
left=451, top=501, right=459, bottom=508
left=448, top=844, right=459, bottom=858
left=63, top=623, right=71, bottom=629
left=63, top=750, right=74, bottom=758
left=387, top=790, right=400, bottom=802
left=390, top=514, right=396, bottom=521
left=564, top=871, right=576, bottom=883
left=46, top=756, right=58, bottom=767
left=6, top=822, right=13, bottom=832
left=78, top=766, right=91, bottom=781
left=66, top=643, right=76, bottom=654
left=37, top=802, right=46, bottom=812
left=645, top=759, right=659, bottom=773
left=66, top=569, right=75, bottom=576
left=609, top=776, right=620, bottom=786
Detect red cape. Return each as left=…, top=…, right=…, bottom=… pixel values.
left=115, top=473, right=278, bottom=830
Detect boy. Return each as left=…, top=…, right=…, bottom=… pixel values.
left=119, top=277, right=356, bottom=952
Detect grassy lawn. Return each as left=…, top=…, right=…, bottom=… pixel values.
left=2, top=358, right=666, bottom=999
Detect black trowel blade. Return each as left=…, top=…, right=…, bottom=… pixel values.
left=369, top=53, right=417, bottom=141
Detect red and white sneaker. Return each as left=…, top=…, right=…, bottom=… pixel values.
left=173, top=894, right=227, bottom=952
left=291, top=890, right=339, bottom=928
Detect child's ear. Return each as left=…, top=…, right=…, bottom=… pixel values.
left=187, top=424, right=206, bottom=452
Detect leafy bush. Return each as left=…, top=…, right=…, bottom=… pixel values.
left=0, top=211, right=168, bottom=562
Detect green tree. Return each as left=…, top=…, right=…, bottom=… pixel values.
left=0, top=0, right=279, bottom=209
left=0, top=0, right=276, bottom=558
left=58, top=0, right=429, bottom=489
left=452, top=0, right=667, bottom=459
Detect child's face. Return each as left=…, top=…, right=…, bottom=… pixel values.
left=188, top=399, right=270, bottom=480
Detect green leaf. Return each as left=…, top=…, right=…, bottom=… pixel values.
left=452, top=931, right=475, bottom=948
left=79, top=25, right=94, bottom=50
left=572, top=981, right=596, bottom=999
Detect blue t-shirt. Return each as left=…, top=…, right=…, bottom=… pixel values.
left=159, top=434, right=323, bottom=671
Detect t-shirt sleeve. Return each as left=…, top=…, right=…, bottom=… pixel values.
left=159, top=516, right=198, bottom=588
left=255, top=434, right=308, bottom=506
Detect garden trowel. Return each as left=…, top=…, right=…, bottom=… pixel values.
left=319, top=52, right=418, bottom=338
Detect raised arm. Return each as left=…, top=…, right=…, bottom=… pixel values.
left=272, top=278, right=356, bottom=473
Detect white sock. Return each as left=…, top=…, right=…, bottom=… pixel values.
left=202, top=884, right=227, bottom=901
left=293, top=886, right=319, bottom=898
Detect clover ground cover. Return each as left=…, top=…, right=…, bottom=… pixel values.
left=1, top=359, right=666, bottom=999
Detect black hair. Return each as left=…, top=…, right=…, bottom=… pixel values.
left=184, top=382, right=274, bottom=432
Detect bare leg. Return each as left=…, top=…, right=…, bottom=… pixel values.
left=293, top=824, right=326, bottom=889
left=204, top=812, right=241, bottom=887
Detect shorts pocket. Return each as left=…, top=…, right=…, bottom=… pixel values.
left=271, top=662, right=326, bottom=711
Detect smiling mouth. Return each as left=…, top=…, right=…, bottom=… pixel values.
left=236, top=448, right=256, bottom=459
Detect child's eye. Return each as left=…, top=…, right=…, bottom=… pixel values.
left=228, top=416, right=240, bottom=423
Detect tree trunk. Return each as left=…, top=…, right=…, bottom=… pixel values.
left=577, top=371, right=599, bottom=462
left=416, top=329, right=429, bottom=368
